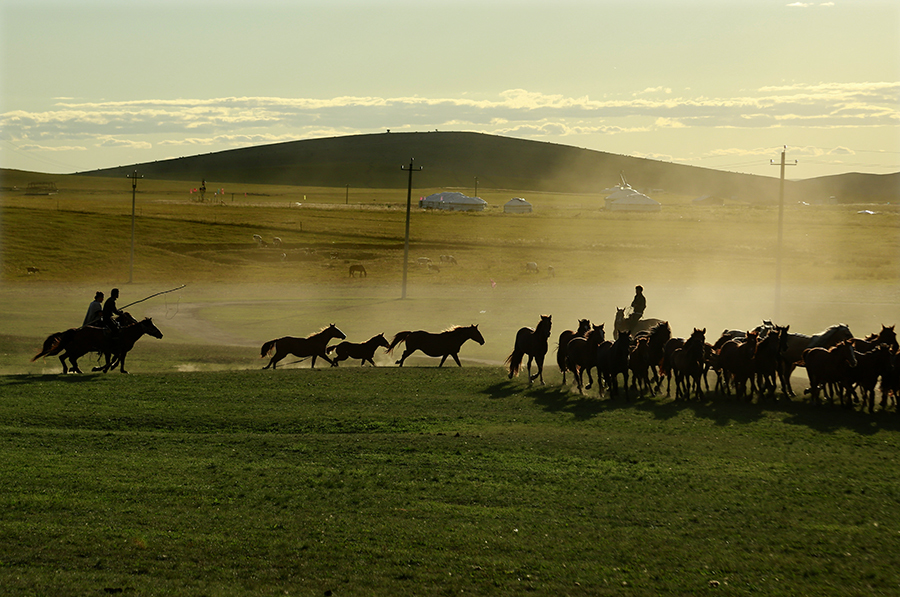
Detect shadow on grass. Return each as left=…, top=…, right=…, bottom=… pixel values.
left=508, top=376, right=900, bottom=433
left=0, top=373, right=105, bottom=386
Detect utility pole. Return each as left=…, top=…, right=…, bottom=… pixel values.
left=345, top=183, right=350, bottom=205
left=770, top=147, right=797, bottom=321
left=127, top=170, right=142, bottom=284
left=400, top=158, right=423, bottom=299
left=474, top=176, right=478, bottom=197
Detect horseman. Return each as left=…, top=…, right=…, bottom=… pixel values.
left=102, top=288, right=125, bottom=337
left=625, top=285, right=646, bottom=332
left=83, top=291, right=104, bottom=327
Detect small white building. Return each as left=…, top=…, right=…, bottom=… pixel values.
left=420, top=192, right=487, bottom=211
left=503, top=197, right=532, bottom=213
left=603, top=176, right=661, bottom=212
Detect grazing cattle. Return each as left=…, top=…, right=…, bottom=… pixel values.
left=440, top=255, right=458, bottom=264
left=417, top=257, right=432, bottom=265
left=547, top=265, right=555, bottom=277
left=26, top=266, right=40, bottom=274
left=525, top=262, right=539, bottom=273
left=427, top=263, right=440, bottom=273
left=273, top=237, right=282, bottom=246
left=349, top=264, right=367, bottom=277
left=252, top=234, right=263, bottom=245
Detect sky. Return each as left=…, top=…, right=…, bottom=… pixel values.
left=1, top=0, right=898, bottom=180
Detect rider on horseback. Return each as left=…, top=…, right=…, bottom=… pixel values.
left=625, top=285, right=645, bottom=332
left=83, top=291, right=104, bottom=327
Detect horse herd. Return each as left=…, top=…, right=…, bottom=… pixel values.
left=31, top=309, right=900, bottom=413
left=507, top=313, right=900, bottom=413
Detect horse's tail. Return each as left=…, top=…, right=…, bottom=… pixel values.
left=505, top=349, right=524, bottom=378
left=386, top=331, right=411, bottom=355
left=31, top=329, right=73, bottom=361
left=260, top=339, right=277, bottom=358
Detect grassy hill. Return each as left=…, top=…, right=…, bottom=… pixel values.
left=74, top=132, right=899, bottom=204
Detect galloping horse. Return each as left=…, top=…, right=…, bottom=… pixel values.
left=637, top=321, right=670, bottom=390
left=800, top=340, right=857, bottom=406
left=565, top=324, right=606, bottom=394
left=506, top=315, right=552, bottom=384
left=780, top=323, right=853, bottom=396
left=388, top=325, right=485, bottom=367
left=260, top=323, right=346, bottom=369
left=31, top=313, right=147, bottom=374
left=597, top=329, right=631, bottom=399
left=90, top=318, right=164, bottom=374
left=671, top=328, right=706, bottom=400
left=628, top=336, right=652, bottom=397
left=557, top=318, right=592, bottom=385
left=327, top=333, right=390, bottom=366
left=614, top=307, right=664, bottom=340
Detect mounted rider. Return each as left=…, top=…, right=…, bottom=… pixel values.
left=83, top=291, right=104, bottom=327
left=625, top=285, right=646, bottom=332
left=102, top=288, right=125, bottom=335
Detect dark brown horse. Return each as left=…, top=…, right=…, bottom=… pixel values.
left=637, top=320, right=670, bottom=392
left=326, top=333, right=390, bottom=366
left=349, top=264, right=367, bottom=278
left=388, top=325, right=485, bottom=367
left=597, top=329, right=631, bottom=399
left=260, top=324, right=346, bottom=369
left=90, top=318, right=164, bottom=374
left=565, top=324, right=606, bottom=394
left=716, top=330, right=758, bottom=401
left=557, top=318, right=591, bottom=385
left=628, top=336, right=652, bottom=397
left=32, top=314, right=162, bottom=374
left=506, top=315, right=553, bottom=384
left=780, top=323, right=853, bottom=396
left=845, top=343, right=894, bottom=412
left=800, top=340, right=857, bottom=406
left=671, top=328, right=706, bottom=400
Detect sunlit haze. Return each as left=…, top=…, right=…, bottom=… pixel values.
left=1, top=0, right=898, bottom=178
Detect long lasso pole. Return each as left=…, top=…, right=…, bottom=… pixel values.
left=120, top=284, right=186, bottom=310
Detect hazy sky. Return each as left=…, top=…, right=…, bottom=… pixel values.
left=1, top=0, right=898, bottom=179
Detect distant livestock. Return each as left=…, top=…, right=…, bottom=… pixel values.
left=273, top=237, right=282, bottom=246
left=440, top=255, right=458, bottom=265
left=26, top=266, right=40, bottom=274
left=417, top=257, right=432, bottom=265
left=525, top=262, right=539, bottom=273
left=349, top=264, right=367, bottom=277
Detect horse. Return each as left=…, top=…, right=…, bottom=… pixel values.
left=349, top=264, right=367, bottom=277
left=780, top=324, right=854, bottom=396
left=845, top=343, right=893, bottom=412
left=628, top=336, right=652, bottom=397
left=506, top=315, right=553, bottom=384
left=260, top=324, right=346, bottom=369
left=597, top=329, right=631, bottom=399
left=853, top=324, right=898, bottom=353
left=753, top=327, right=785, bottom=400
left=565, top=324, right=606, bottom=394
left=637, top=320, right=670, bottom=391
left=326, top=333, right=390, bottom=366
left=800, top=340, right=857, bottom=406
left=91, top=318, right=165, bottom=374
left=613, top=307, right=664, bottom=340
left=556, top=318, right=592, bottom=385
left=387, top=325, right=485, bottom=367
left=716, top=330, right=758, bottom=401
left=32, top=313, right=142, bottom=374
left=671, top=328, right=706, bottom=400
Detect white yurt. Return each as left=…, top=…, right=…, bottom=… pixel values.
left=503, top=197, right=532, bottom=213
left=420, top=192, right=487, bottom=212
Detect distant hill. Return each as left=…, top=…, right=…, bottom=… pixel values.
left=80, top=132, right=898, bottom=203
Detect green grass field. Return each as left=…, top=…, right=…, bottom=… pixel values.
left=2, top=368, right=899, bottom=596
left=1, top=173, right=899, bottom=594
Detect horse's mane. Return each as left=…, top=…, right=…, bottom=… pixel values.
left=441, top=324, right=473, bottom=334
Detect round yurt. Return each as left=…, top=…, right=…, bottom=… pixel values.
left=503, top=197, right=532, bottom=213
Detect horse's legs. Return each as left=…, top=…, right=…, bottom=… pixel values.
left=532, top=355, right=545, bottom=385
left=525, top=355, right=534, bottom=383
left=263, top=350, right=287, bottom=370
left=450, top=353, right=462, bottom=367
left=59, top=354, right=69, bottom=374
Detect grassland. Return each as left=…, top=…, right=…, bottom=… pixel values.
left=2, top=368, right=900, bottom=596
left=1, top=172, right=899, bottom=595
